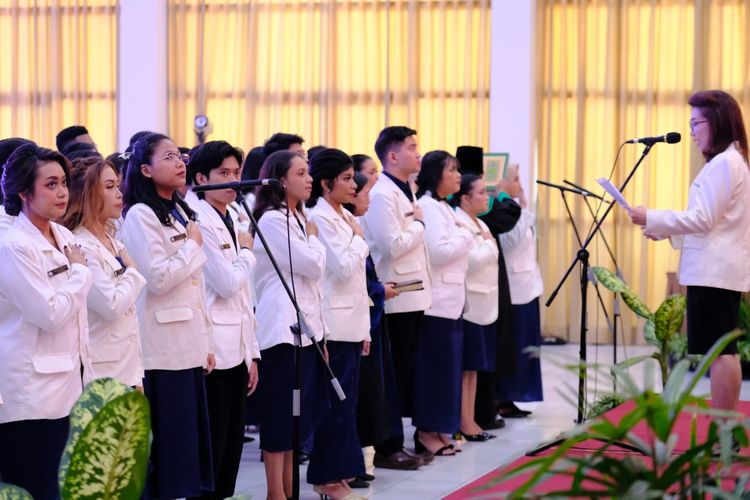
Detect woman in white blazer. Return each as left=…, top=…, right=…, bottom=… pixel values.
left=251, top=150, right=329, bottom=500
left=629, top=90, right=750, bottom=417
left=451, top=174, right=500, bottom=441
left=413, top=150, right=474, bottom=456
left=61, top=156, right=147, bottom=388
left=496, top=163, right=544, bottom=415
left=189, top=140, right=261, bottom=500
left=307, top=149, right=370, bottom=496
left=121, top=133, right=216, bottom=499
left=0, top=145, right=93, bottom=499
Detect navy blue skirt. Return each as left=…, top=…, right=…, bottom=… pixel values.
left=413, top=315, right=464, bottom=434
left=463, top=320, right=496, bottom=372
left=495, top=298, right=543, bottom=402
left=143, top=367, right=214, bottom=499
left=0, top=416, right=69, bottom=500
left=307, top=341, right=365, bottom=485
left=256, top=343, right=329, bottom=452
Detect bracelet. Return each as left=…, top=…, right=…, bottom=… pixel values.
left=414, top=218, right=425, bottom=227
left=241, top=246, right=252, bottom=252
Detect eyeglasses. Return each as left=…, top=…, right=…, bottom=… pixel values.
left=689, top=120, right=708, bottom=131
left=155, top=152, right=190, bottom=165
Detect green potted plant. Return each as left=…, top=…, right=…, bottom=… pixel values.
left=488, top=331, right=750, bottom=498
left=0, top=377, right=151, bottom=500
left=593, top=266, right=688, bottom=388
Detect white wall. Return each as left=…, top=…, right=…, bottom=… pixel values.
left=117, top=0, right=168, bottom=151
left=489, top=0, right=536, bottom=198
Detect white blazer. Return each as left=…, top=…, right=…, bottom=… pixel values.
left=418, top=194, right=473, bottom=320
left=121, top=203, right=214, bottom=371
left=455, top=208, right=499, bottom=325
left=253, top=208, right=327, bottom=350
left=500, top=208, right=544, bottom=305
left=0, top=213, right=93, bottom=423
left=75, top=227, right=147, bottom=387
left=647, top=143, right=750, bottom=292
left=194, top=199, right=260, bottom=369
left=310, top=198, right=371, bottom=342
left=361, top=174, right=431, bottom=314
left=0, top=204, right=15, bottom=236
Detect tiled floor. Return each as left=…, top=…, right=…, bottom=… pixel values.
left=234, top=343, right=744, bottom=499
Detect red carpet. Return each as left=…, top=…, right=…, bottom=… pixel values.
left=444, top=400, right=750, bottom=499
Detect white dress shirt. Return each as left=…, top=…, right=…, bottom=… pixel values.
left=194, top=199, right=260, bottom=369
left=253, top=208, right=327, bottom=350
left=418, top=194, right=473, bottom=320
left=500, top=208, right=544, bottom=305
left=455, top=208, right=500, bottom=325
left=121, top=203, right=214, bottom=371
left=0, top=212, right=93, bottom=423
left=310, top=198, right=371, bottom=342
left=647, top=143, right=750, bottom=292
left=361, top=174, right=432, bottom=314
left=75, top=227, right=147, bottom=387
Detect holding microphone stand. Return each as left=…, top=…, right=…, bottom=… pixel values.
left=195, top=179, right=346, bottom=500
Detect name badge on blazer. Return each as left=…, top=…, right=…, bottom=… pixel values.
left=219, top=243, right=231, bottom=250
left=48, top=264, right=69, bottom=277
left=404, top=211, right=414, bottom=217
left=114, top=266, right=127, bottom=277
left=170, top=233, right=187, bottom=242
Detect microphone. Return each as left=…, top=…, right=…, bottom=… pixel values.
left=626, top=132, right=681, bottom=145
left=192, top=178, right=280, bottom=193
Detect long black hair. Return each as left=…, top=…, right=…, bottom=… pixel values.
left=122, top=132, right=196, bottom=225
left=306, top=148, right=353, bottom=208
left=252, top=150, right=304, bottom=221
left=416, top=150, right=455, bottom=199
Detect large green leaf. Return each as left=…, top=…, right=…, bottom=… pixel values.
left=60, top=391, right=151, bottom=500
left=621, top=288, right=653, bottom=320
left=592, top=266, right=627, bottom=293
left=653, top=294, right=686, bottom=342
left=643, top=320, right=660, bottom=347
left=0, top=484, right=33, bottom=500
left=59, top=378, right=131, bottom=485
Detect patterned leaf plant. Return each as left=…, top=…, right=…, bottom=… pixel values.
left=0, top=484, right=33, bottom=500
left=592, top=266, right=687, bottom=387
left=59, top=378, right=151, bottom=500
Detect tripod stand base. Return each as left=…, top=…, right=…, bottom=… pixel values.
left=526, top=434, right=646, bottom=457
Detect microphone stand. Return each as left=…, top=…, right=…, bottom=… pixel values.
left=564, top=179, right=624, bottom=390
left=535, top=180, right=615, bottom=348
left=233, top=189, right=346, bottom=500
left=528, top=144, right=654, bottom=457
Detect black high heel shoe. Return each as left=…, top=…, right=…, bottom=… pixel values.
left=414, top=430, right=455, bottom=456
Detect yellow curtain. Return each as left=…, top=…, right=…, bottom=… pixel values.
left=0, top=0, right=118, bottom=154
left=537, top=0, right=750, bottom=344
left=167, top=0, right=490, bottom=156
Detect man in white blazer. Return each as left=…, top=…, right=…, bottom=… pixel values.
left=361, top=126, right=433, bottom=470
left=188, top=141, right=261, bottom=499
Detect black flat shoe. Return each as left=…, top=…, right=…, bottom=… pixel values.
left=460, top=431, right=493, bottom=442
left=347, top=477, right=370, bottom=489
left=480, top=417, right=506, bottom=430
left=358, top=473, right=375, bottom=481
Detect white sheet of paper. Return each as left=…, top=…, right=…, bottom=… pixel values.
left=596, top=177, right=632, bottom=211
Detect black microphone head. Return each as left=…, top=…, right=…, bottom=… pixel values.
left=666, top=132, right=681, bottom=144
